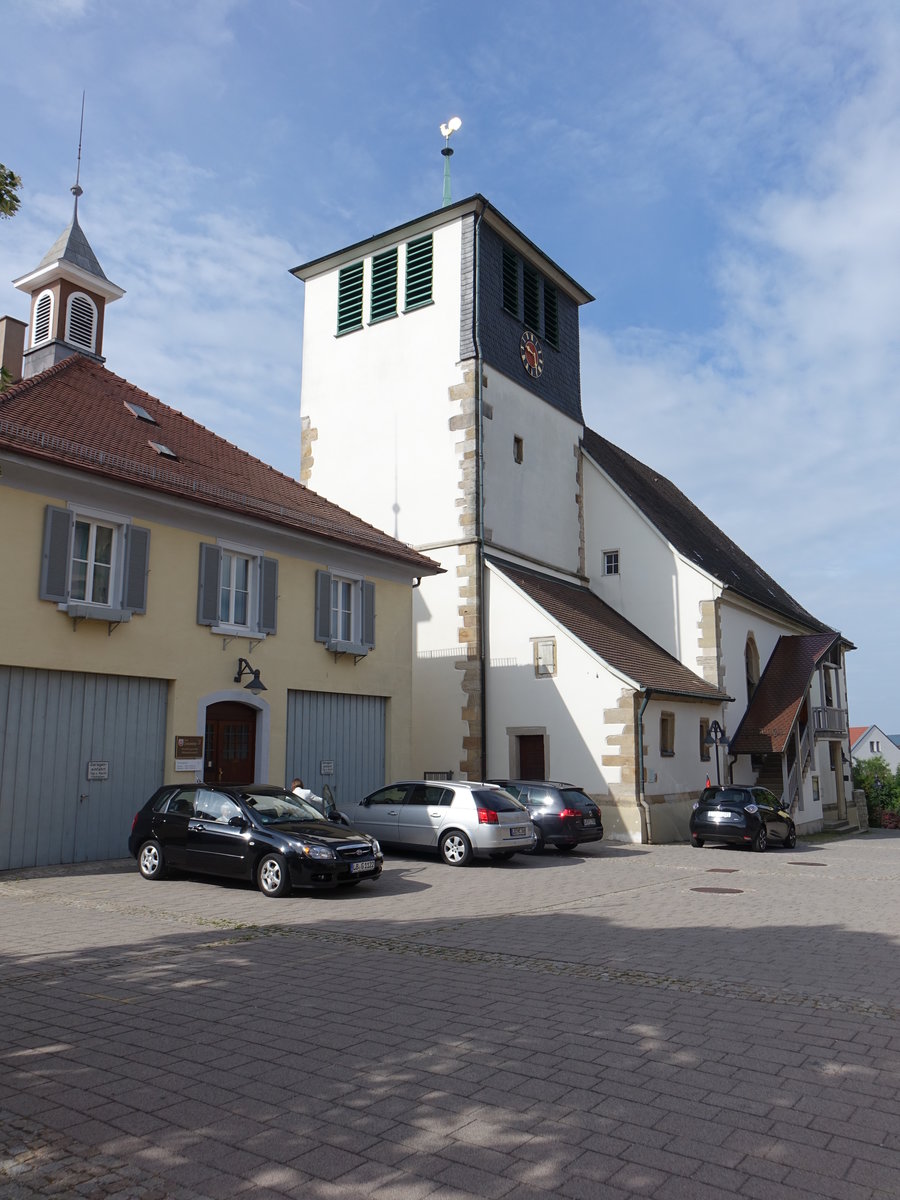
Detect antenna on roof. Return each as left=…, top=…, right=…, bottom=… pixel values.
left=440, top=116, right=461, bottom=207
left=71, top=91, right=85, bottom=215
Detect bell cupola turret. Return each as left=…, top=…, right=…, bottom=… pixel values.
left=12, top=181, right=124, bottom=379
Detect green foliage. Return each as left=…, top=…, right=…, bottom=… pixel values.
left=0, top=365, right=12, bottom=393
left=0, top=164, right=22, bottom=219
left=852, top=755, right=900, bottom=814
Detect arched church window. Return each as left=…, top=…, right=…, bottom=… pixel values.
left=745, top=634, right=760, bottom=703
left=66, top=293, right=97, bottom=351
left=32, top=290, right=53, bottom=346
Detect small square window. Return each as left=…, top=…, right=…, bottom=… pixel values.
left=660, top=712, right=675, bottom=757
left=513, top=436, right=524, bottom=464
left=604, top=550, right=619, bottom=576
left=533, top=637, right=556, bottom=678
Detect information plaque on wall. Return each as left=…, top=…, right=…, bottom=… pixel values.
left=175, top=735, right=204, bottom=773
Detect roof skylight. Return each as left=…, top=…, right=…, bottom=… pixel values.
left=149, top=440, right=177, bottom=459
left=125, top=400, right=157, bottom=424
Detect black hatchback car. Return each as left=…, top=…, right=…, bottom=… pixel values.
left=690, top=784, right=796, bottom=852
left=129, top=784, right=383, bottom=897
left=489, top=781, right=604, bottom=852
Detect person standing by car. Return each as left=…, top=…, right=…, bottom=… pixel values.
left=291, top=777, right=324, bottom=807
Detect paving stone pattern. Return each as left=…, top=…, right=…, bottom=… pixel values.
left=1, top=832, right=899, bottom=1198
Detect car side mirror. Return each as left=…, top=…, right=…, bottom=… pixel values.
left=228, top=815, right=246, bottom=828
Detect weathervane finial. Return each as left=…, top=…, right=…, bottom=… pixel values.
left=439, top=116, right=462, bottom=207
left=71, top=91, right=85, bottom=214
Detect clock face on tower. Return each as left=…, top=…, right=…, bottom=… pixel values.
left=520, top=330, right=544, bottom=379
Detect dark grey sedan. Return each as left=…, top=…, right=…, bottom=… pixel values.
left=690, top=785, right=796, bottom=852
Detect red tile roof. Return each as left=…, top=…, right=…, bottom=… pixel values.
left=0, top=355, right=439, bottom=573
left=492, top=559, right=728, bottom=701
left=729, top=633, right=840, bottom=754
left=848, top=726, right=868, bottom=748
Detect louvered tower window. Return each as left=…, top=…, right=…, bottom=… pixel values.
left=502, top=247, right=518, bottom=315
left=405, top=234, right=433, bottom=309
left=523, top=264, right=540, bottom=330
left=370, top=248, right=398, bottom=322
left=544, top=283, right=559, bottom=347
left=32, top=290, right=53, bottom=346
left=66, top=293, right=97, bottom=352
left=337, top=261, right=364, bottom=334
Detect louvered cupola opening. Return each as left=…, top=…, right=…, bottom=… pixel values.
left=32, top=291, right=53, bottom=346
left=66, top=293, right=97, bottom=352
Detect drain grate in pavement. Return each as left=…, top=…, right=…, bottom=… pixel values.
left=789, top=861, right=827, bottom=867
left=691, top=887, right=743, bottom=894
left=707, top=868, right=738, bottom=873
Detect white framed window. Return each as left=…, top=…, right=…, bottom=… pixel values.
left=603, top=550, right=619, bottom=576
left=513, top=436, right=524, bottom=464
left=71, top=517, right=116, bottom=604
left=870, top=740, right=880, bottom=753
left=699, top=718, right=711, bottom=762
left=532, top=637, right=556, bottom=678
left=315, top=569, right=375, bottom=655
left=39, top=504, right=150, bottom=619
left=197, top=542, right=278, bottom=636
left=65, top=292, right=97, bottom=352
left=32, top=289, right=54, bottom=346
left=219, top=551, right=252, bottom=627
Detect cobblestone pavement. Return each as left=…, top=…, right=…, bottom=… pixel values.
left=1, top=831, right=899, bottom=1199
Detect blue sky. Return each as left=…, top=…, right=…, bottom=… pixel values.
left=2, top=0, right=899, bottom=730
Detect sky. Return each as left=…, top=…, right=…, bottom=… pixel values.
left=2, top=0, right=898, bottom=731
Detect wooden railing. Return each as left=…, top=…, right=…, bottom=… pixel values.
left=813, top=706, right=847, bottom=736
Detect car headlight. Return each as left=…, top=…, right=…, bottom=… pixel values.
left=292, top=841, right=335, bottom=861
left=371, top=839, right=382, bottom=857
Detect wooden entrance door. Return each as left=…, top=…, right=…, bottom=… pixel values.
left=204, top=702, right=257, bottom=785
left=518, top=734, right=546, bottom=780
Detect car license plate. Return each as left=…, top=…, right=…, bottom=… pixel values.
left=350, top=859, right=375, bottom=873
left=708, top=812, right=730, bottom=823
left=510, top=826, right=528, bottom=838
left=583, top=818, right=596, bottom=826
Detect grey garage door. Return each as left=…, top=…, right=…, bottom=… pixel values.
left=286, top=690, right=386, bottom=809
left=0, top=666, right=167, bottom=870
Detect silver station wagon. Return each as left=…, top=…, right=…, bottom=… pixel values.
left=346, top=780, right=535, bottom=866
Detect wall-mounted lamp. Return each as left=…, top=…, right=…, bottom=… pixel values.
left=234, top=657, right=267, bottom=693
left=703, top=719, right=729, bottom=787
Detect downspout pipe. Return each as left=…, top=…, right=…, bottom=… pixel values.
left=473, top=206, right=487, bottom=780
left=637, top=689, right=653, bottom=844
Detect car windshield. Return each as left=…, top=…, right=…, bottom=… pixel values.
left=698, top=787, right=749, bottom=807
left=241, top=790, right=322, bottom=824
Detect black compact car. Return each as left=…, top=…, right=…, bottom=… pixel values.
left=489, top=781, right=604, bottom=852
left=128, top=784, right=383, bottom=897
left=690, top=784, right=796, bottom=852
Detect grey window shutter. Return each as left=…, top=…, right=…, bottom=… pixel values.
left=314, top=570, right=332, bottom=642
left=197, top=544, right=221, bottom=626
left=39, top=506, right=72, bottom=602
left=259, top=557, right=278, bottom=634
left=122, top=526, right=150, bottom=613
left=361, top=581, right=375, bottom=649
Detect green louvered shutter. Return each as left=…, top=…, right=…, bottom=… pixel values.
left=405, top=234, right=433, bottom=309
left=502, top=246, right=518, bottom=315
left=337, top=261, right=364, bottom=334
left=523, top=263, right=540, bottom=331
left=370, top=248, right=398, bottom=322
left=544, top=282, right=559, bottom=347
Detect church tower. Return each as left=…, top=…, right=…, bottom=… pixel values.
left=12, top=184, right=124, bottom=379
left=292, top=195, right=593, bottom=780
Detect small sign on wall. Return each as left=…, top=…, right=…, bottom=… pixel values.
left=86, top=761, right=109, bottom=781
left=320, top=760, right=334, bottom=775
left=175, top=735, right=204, bottom=774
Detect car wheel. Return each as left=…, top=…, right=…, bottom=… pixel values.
left=530, top=827, right=545, bottom=855
left=691, top=836, right=704, bottom=848
left=557, top=842, right=579, bottom=853
left=439, top=830, right=472, bottom=867
left=752, top=827, right=768, bottom=853
left=138, top=839, right=166, bottom=880
left=257, top=852, right=292, bottom=897
left=783, top=825, right=797, bottom=849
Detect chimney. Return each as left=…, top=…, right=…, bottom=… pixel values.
left=0, top=316, right=27, bottom=387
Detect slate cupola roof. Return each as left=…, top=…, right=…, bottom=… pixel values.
left=491, top=558, right=729, bottom=702
left=0, top=355, right=440, bottom=574
left=581, top=426, right=832, bottom=634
